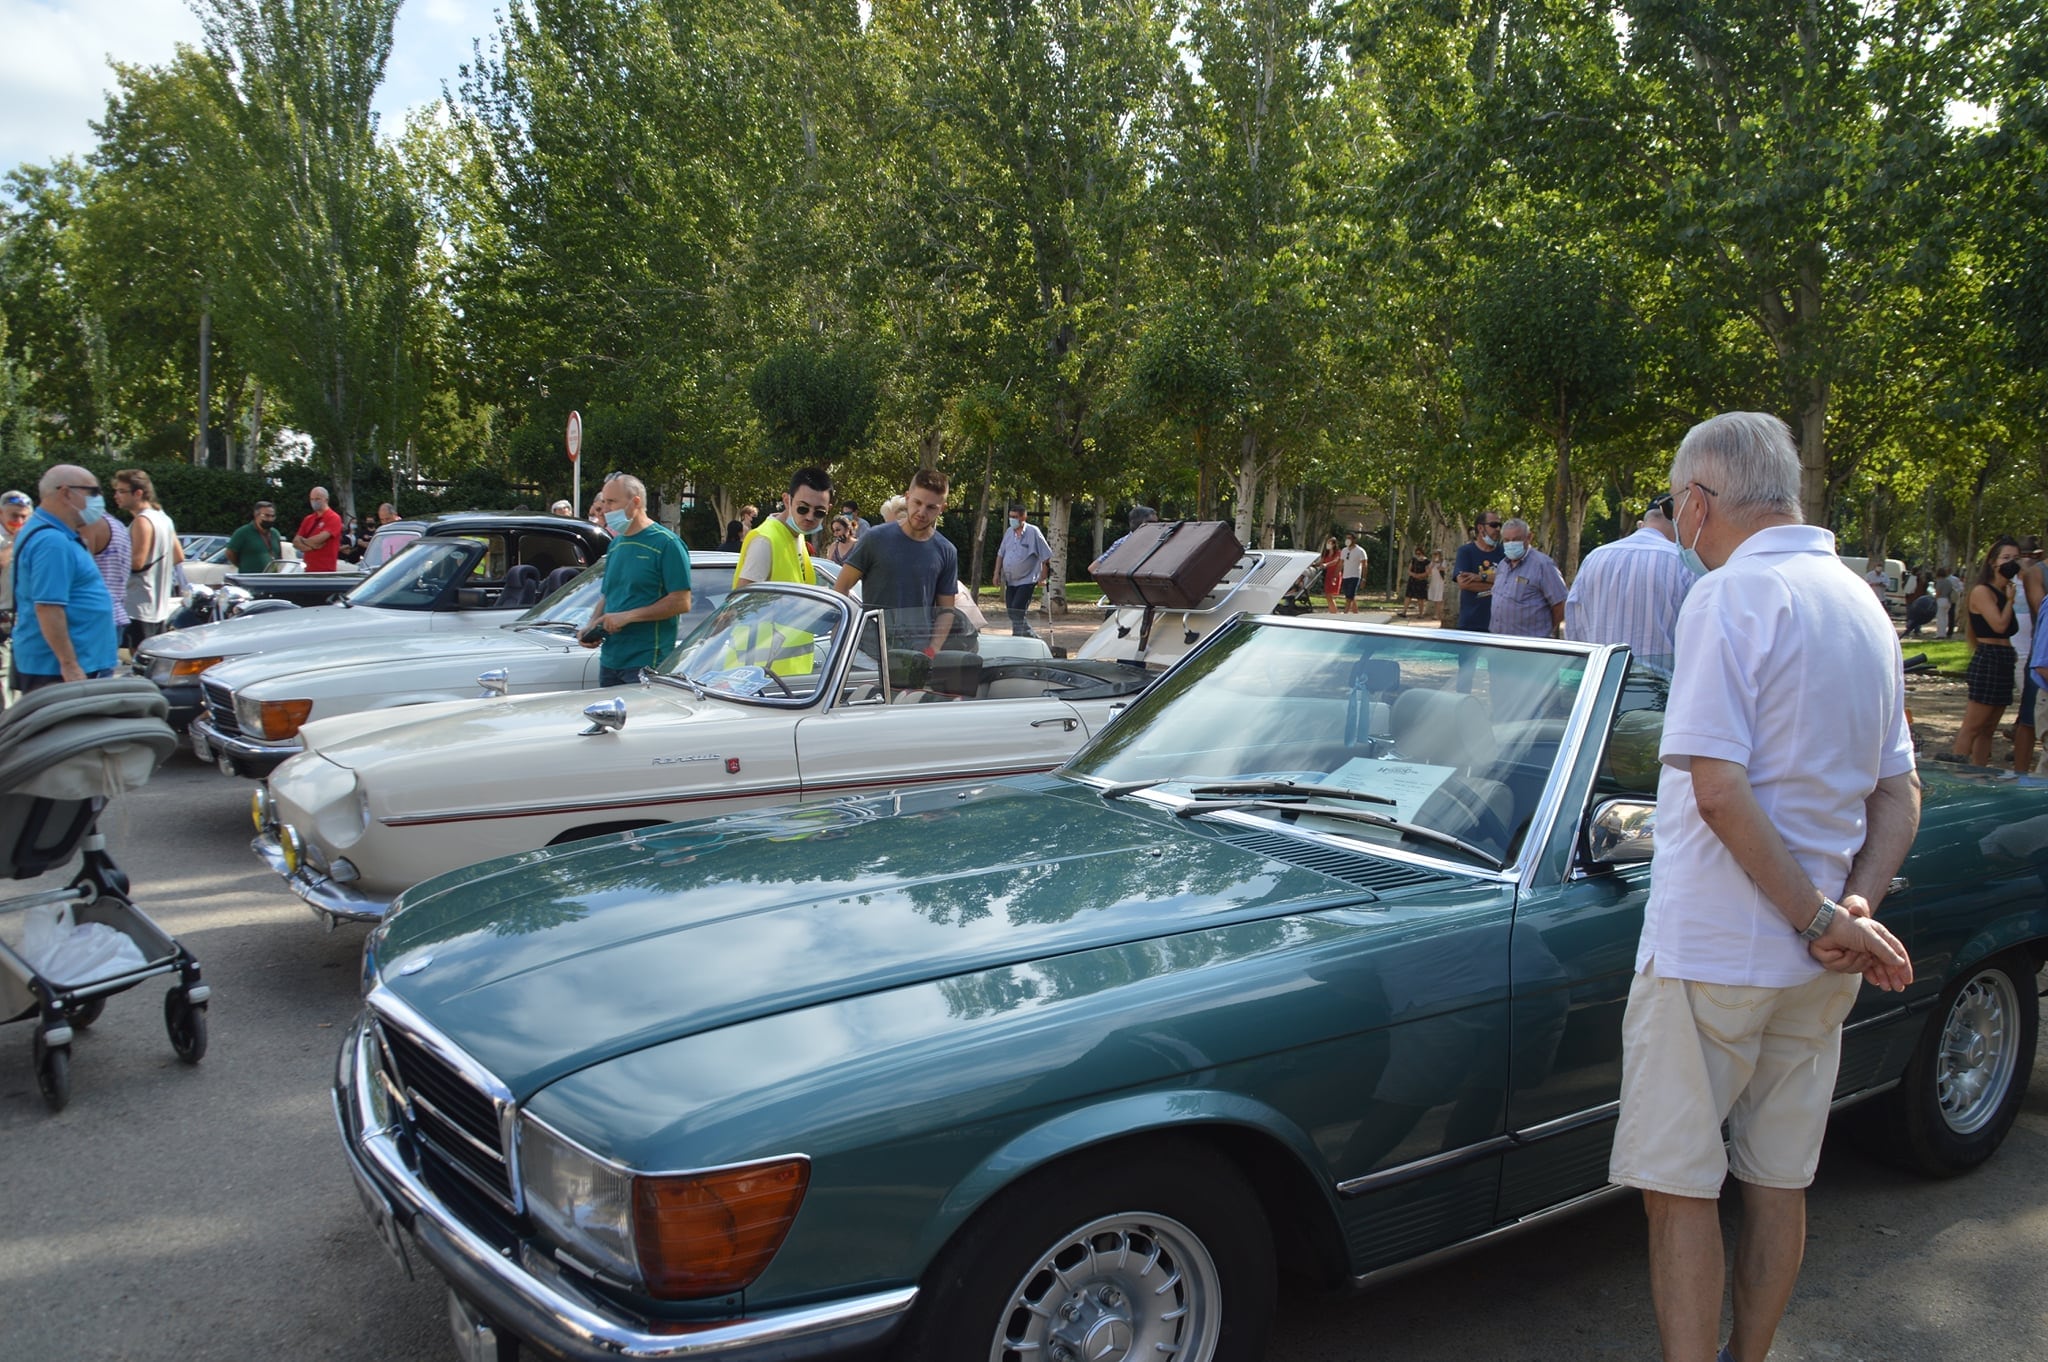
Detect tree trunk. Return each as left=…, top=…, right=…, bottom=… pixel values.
left=195, top=303, right=212, bottom=467
left=967, top=444, right=995, bottom=598
left=1259, top=478, right=1280, bottom=550
left=918, top=426, right=944, bottom=471
left=1233, top=429, right=1260, bottom=543
left=1045, top=496, right=1071, bottom=615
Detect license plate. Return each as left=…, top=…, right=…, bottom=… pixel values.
left=188, top=725, right=212, bottom=762
left=350, top=1156, right=414, bottom=1279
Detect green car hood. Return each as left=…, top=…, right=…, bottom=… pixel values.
left=369, top=780, right=1394, bottom=1097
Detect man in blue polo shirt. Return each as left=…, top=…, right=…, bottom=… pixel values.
left=11, top=464, right=119, bottom=692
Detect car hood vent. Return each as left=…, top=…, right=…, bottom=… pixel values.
left=1211, top=829, right=1448, bottom=893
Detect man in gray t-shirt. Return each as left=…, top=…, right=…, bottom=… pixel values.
left=835, top=470, right=959, bottom=654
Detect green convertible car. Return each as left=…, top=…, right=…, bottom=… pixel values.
left=336, top=618, right=2047, bottom=1362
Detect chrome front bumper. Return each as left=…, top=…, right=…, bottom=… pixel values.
left=252, top=830, right=393, bottom=924
left=190, top=716, right=303, bottom=777
left=333, top=1017, right=916, bottom=1361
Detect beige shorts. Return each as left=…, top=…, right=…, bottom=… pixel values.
left=1608, top=966, right=1862, bottom=1197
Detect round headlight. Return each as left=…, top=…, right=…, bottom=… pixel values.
left=279, top=825, right=304, bottom=874
left=251, top=788, right=272, bottom=832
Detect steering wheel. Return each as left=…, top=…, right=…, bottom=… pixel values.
left=764, top=670, right=795, bottom=698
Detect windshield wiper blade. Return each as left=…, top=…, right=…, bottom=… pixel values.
left=1175, top=798, right=1503, bottom=867
left=648, top=671, right=708, bottom=701
left=1092, top=778, right=1172, bottom=800
left=1182, top=779, right=1396, bottom=806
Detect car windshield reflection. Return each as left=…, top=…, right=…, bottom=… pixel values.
left=654, top=590, right=846, bottom=704
left=516, top=564, right=733, bottom=633
left=343, top=540, right=482, bottom=610
left=1068, top=621, right=1590, bottom=867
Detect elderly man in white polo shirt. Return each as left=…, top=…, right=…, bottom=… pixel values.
left=1608, top=412, right=1920, bottom=1362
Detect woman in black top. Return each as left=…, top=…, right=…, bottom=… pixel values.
left=1401, top=547, right=1431, bottom=616
left=1950, top=536, right=2022, bottom=765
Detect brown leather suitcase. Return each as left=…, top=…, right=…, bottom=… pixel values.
left=1093, top=521, right=1245, bottom=609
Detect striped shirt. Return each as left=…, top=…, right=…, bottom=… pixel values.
left=1564, top=526, right=1697, bottom=668
left=1489, top=545, right=1568, bottom=637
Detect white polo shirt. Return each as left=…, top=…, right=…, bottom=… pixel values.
left=1638, top=524, right=1913, bottom=987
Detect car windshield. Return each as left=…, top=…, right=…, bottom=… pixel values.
left=343, top=539, right=483, bottom=610
left=1068, top=620, right=1591, bottom=867
left=652, top=589, right=846, bottom=704
left=514, top=564, right=733, bottom=632
left=361, top=526, right=419, bottom=569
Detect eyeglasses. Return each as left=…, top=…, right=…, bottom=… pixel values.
left=1648, top=494, right=1674, bottom=518
left=790, top=501, right=830, bottom=519
left=0, top=493, right=29, bottom=507
left=1480, top=520, right=1502, bottom=530
left=61, top=483, right=102, bottom=495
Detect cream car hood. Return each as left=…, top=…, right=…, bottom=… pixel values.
left=207, top=626, right=562, bottom=699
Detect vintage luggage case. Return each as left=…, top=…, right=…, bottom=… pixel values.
left=1093, top=521, right=1245, bottom=609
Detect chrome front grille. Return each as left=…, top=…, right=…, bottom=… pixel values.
left=201, top=678, right=242, bottom=737
left=373, top=1017, right=516, bottom=1208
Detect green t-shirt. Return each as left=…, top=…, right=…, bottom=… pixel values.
left=599, top=523, right=693, bottom=670
left=225, top=522, right=282, bottom=573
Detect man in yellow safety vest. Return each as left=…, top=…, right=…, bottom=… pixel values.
left=733, top=467, right=832, bottom=590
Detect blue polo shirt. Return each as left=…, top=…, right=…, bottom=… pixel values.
left=11, top=507, right=118, bottom=675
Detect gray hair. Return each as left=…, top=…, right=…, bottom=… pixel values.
left=1501, top=517, right=1531, bottom=536
left=39, top=464, right=89, bottom=499
left=1672, top=412, right=1802, bottom=520
left=604, top=472, right=648, bottom=505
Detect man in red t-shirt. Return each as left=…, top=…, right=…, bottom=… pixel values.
left=293, top=487, right=345, bottom=572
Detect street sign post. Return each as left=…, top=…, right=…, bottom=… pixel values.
left=566, top=410, right=582, bottom=518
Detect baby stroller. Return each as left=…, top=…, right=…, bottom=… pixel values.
left=0, top=677, right=204, bottom=1111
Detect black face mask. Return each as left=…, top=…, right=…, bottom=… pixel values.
left=1999, top=559, right=2023, bottom=581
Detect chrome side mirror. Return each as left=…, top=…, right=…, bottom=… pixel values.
left=477, top=668, right=510, bottom=698
left=1586, top=797, right=1656, bottom=866
left=579, top=696, right=627, bottom=736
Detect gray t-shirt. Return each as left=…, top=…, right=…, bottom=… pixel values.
left=846, top=522, right=958, bottom=649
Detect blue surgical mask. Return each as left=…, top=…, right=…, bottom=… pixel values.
left=79, top=494, right=106, bottom=526
left=604, top=509, right=629, bottom=534
left=1502, top=540, right=1527, bottom=562
left=1677, top=489, right=1709, bottom=575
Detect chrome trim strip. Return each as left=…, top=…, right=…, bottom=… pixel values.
left=410, top=1090, right=510, bottom=1166
left=379, top=765, right=1051, bottom=828
left=335, top=1019, right=916, bottom=1361
left=1335, top=1135, right=1516, bottom=1197
left=1513, top=1100, right=1620, bottom=1143
left=191, top=715, right=305, bottom=766
left=1348, top=1183, right=1632, bottom=1293
left=1831, top=1078, right=1901, bottom=1111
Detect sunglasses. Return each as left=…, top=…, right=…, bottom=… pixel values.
left=1649, top=494, right=1674, bottom=518
left=790, top=500, right=830, bottom=518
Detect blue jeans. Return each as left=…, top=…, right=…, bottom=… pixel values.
left=15, top=667, right=114, bottom=693
left=1003, top=582, right=1038, bottom=637
left=597, top=665, right=646, bottom=688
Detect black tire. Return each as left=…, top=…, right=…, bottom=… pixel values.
left=33, top=1032, right=70, bottom=1113
left=165, top=989, right=208, bottom=1064
left=899, top=1138, right=1276, bottom=1362
left=68, top=995, right=107, bottom=1029
left=1862, top=953, right=2037, bottom=1176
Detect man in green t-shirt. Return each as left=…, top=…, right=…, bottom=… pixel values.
left=224, top=501, right=282, bottom=573
left=582, top=473, right=693, bottom=686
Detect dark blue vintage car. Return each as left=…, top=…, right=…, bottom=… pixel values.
left=336, top=618, right=2046, bottom=1362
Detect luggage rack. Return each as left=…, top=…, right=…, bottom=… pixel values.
left=0, top=677, right=208, bottom=1111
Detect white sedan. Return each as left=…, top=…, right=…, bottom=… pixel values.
left=252, top=584, right=1154, bottom=923
left=186, top=554, right=736, bottom=778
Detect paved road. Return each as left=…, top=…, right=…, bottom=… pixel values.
left=3, top=752, right=2045, bottom=1362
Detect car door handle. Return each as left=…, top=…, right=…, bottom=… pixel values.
left=1032, top=717, right=1078, bottom=731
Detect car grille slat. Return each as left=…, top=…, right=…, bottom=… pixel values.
left=1212, top=828, right=1446, bottom=893
left=376, top=1022, right=515, bottom=1206
left=200, top=678, right=242, bottom=737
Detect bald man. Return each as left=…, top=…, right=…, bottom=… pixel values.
left=10, top=465, right=119, bottom=691
left=294, top=486, right=345, bottom=571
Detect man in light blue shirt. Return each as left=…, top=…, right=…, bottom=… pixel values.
left=995, top=502, right=1054, bottom=637
left=1564, top=497, right=1699, bottom=673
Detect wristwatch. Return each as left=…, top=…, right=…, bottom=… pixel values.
left=1797, top=896, right=1841, bottom=942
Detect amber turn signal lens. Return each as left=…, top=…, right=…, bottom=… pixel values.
left=633, top=1157, right=810, bottom=1299
left=170, top=656, right=221, bottom=677
left=257, top=699, right=315, bottom=740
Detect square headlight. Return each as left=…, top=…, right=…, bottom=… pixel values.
left=518, top=1116, right=639, bottom=1284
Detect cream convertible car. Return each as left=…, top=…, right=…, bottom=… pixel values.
left=253, top=584, right=1162, bottom=925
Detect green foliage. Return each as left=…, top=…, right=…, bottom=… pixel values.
left=747, top=341, right=880, bottom=469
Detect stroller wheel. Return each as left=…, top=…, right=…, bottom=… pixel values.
left=68, top=996, right=107, bottom=1029
left=165, top=990, right=208, bottom=1065
left=33, top=1032, right=70, bottom=1112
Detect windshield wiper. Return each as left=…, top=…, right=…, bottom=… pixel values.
left=1181, top=779, right=1396, bottom=806
left=1092, top=778, right=1172, bottom=800
left=648, top=671, right=708, bottom=701
left=1175, top=797, right=1503, bottom=867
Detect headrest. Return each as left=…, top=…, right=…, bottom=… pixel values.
left=927, top=650, right=983, bottom=697
left=1356, top=658, right=1400, bottom=693
left=1390, top=688, right=1498, bottom=768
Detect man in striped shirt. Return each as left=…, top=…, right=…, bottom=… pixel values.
left=1564, top=496, right=1698, bottom=671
